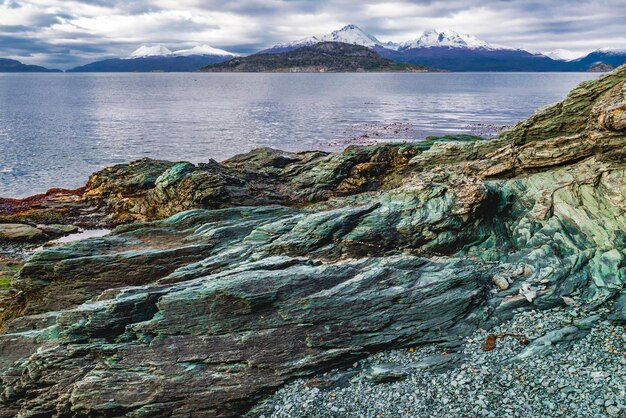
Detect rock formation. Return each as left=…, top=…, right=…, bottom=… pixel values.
left=0, top=65, right=625, bottom=417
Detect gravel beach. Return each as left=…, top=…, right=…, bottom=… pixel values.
left=262, top=306, right=626, bottom=418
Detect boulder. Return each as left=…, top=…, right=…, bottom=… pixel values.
left=36, top=224, right=79, bottom=237
left=0, top=223, right=45, bottom=242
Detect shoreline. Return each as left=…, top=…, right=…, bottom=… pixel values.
left=0, top=65, right=624, bottom=417
left=1, top=70, right=608, bottom=74
left=0, top=71, right=598, bottom=199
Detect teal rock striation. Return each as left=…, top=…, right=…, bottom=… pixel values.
left=1, top=66, right=626, bottom=417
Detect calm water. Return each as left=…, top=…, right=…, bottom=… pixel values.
left=0, top=72, right=597, bottom=197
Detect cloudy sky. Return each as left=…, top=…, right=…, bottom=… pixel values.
left=2, top=0, right=626, bottom=69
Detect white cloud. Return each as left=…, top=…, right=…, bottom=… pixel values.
left=1, top=0, right=626, bottom=69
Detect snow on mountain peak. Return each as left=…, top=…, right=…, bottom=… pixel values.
left=321, top=24, right=382, bottom=47
left=544, top=49, right=585, bottom=61
left=173, top=45, right=237, bottom=57
left=399, top=29, right=501, bottom=50
left=128, top=44, right=238, bottom=59
left=271, top=24, right=386, bottom=50
left=269, top=25, right=510, bottom=52
left=129, top=45, right=172, bottom=58
left=273, top=35, right=321, bottom=49
left=595, top=47, right=626, bottom=55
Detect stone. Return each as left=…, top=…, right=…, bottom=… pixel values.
left=0, top=188, right=93, bottom=227
left=0, top=64, right=625, bottom=417
left=519, top=283, right=537, bottom=303
left=36, top=224, right=79, bottom=237
left=364, top=364, right=410, bottom=383
left=606, top=405, right=621, bottom=417
left=409, top=354, right=464, bottom=371
left=0, top=223, right=45, bottom=242
left=492, top=273, right=510, bottom=290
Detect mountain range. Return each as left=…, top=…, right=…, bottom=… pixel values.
left=67, top=44, right=237, bottom=72
left=0, top=58, right=60, bottom=73
left=262, top=25, right=502, bottom=54
left=202, top=42, right=435, bottom=73
left=3, top=25, right=626, bottom=72
left=263, top=25, right=624, bottom=72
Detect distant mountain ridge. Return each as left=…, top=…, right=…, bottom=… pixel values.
left=396, top=28, right=507, bottom=51
left=127, top=44, right=238, bottom=58
left=374, top=46, right=573, bottom=72
left=263, top=25, right=510, bottom=54
left=570, top=49, right=626, bottom=70
left=202, top=42, right=436, bottom=73
left=68, top=43, right=238, bottom=72
left=264, top=24, right=389, bottom=54
left=0, top=58, right=60, bottom=73
left=263, top=25, right=626, bottom=72
left=544, top=49, right=585, bottom=61
left=5, top=25, right=626, bottom=72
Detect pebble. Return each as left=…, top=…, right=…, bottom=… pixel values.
left=262, top=307, right=626, bottom=418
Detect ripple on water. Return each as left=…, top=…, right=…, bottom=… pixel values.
left=0, top=72, right=599, bottom=198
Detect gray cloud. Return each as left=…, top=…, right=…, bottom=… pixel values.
left=1, top=0, right=625, bottom=69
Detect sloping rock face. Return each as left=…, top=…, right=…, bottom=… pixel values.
left=0, top=66, right=625, bottom=417
left=80, top=144, right=431, bottom=224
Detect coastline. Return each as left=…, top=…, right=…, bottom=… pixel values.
left=0, top=65, right=624, bottom=417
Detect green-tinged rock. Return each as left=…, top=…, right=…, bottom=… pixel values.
left=1, top=64, right=626, bottom=417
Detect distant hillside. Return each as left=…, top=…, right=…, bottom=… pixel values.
left=261, top=24, right=626, bottom=72
left=202, top=42, right=436, bottom=73
left=68, top=55, right=233, bottom=72
left=588, top=62, right=615, bottom=72
left=0, top=58, right=60, bottom=73
left=569, top=50, right=626, bottom=72
left=374, top=46, right=573, bottom=72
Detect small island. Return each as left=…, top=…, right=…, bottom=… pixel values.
left=202, top=42, right=437, bottom=72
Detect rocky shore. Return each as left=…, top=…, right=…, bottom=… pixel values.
left=0, top=65, right=625, bottom=417
left=265, top=306, right=625, bottom=417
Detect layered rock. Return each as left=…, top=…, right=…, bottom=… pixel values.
left=0, top=188, right=88, bottom=226
left=0, top=65, right=625, bottom=417
left=0, top=188, right=94, bottom=244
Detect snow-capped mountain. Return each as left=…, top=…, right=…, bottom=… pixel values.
left=173, top=45, right=238, bottom=57
left=593, top=47, right=626, bottom=55
left=70, top=43, right=236, bottom=72
left=128, top=45, right=173, bottom=58
left=265, top=25, right=391, bottom=53
left=272, top=36, right=321, bottom=50
left=568, top=48, right=626, bottom=70
left=543, top=49, right=585, bottom=61
left=261, top=25, right=579, bottom=71
left=320, top=24, right=384, bottom=48
left=69, top=26, right=626, bottom=72
left=128, top=44, right=237, bottom=58
left=266, top=25, right=508, bottom=53
left=397, top=29, right=505, bottom=51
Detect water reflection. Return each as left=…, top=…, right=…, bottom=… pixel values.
left=0, top=72, right=597, bottom=197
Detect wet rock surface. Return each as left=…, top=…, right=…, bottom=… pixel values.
left=0, top=65, right=625, bottom=417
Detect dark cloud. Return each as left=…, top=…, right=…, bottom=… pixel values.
left=0, top=0, right=625, bottom=69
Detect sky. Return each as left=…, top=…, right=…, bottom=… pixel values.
left=1, top=0, right=626, bottom=69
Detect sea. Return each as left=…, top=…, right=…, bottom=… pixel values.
left=0, top=72, right=597, bottom=197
